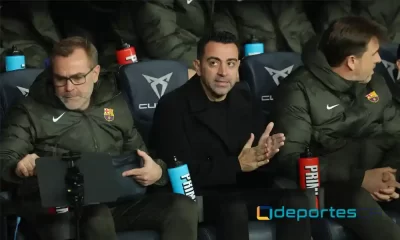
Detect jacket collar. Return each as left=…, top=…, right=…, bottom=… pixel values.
left=184, top=76, right=252, bottom=154
left=185, top=75, right=249, bottom=113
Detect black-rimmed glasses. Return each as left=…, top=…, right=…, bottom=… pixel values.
left=53, top=66, right=96, bottom=87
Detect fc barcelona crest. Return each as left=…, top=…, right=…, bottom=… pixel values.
left=365, top=91, right=379, bottom=103
left=104, top=108, right=115, bottom=122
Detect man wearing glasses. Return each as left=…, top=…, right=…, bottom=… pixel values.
left=0, top=36, right=198, bottom=240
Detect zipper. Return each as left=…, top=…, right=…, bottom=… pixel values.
left=83, top=113, right=99, bottom=152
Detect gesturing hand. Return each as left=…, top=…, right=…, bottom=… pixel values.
left=258, top=122, right=285, bottom=160
left=122, top=150, right=162, bottom=186
left=238, top=133, right=270, bottom=172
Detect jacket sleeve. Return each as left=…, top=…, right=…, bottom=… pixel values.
left=135, top=0, right=197, bottom=68
left=149, top=96, right=242, bottom=188
left=383, top=98, right=400, bottom=137
left=0, top=105, right=35, bottom=184
left=272, top=81, right=365, bottom=186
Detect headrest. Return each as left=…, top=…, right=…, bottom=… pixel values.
left=0, top=68, right=44, bottom=127
left=239, top=52, right=303, bottom=116
left=118, top=60, right=188, bottom=142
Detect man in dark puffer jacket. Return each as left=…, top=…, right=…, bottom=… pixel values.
left=0, top=36, right=198, bottom=240
left=272, top=16, right=400, bottom=240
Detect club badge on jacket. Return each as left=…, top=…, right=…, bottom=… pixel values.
left=104, top=108, right=115, bottom=122
left=365, top=91, right=379, bottom=103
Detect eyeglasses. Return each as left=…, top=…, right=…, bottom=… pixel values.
left=53, top=66, right=95, bottom=87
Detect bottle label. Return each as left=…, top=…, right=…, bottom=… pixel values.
left=298, top=157, right=320, bottom=208
left=5, top=55, right=25, bottom=72
left=116, top=47, right=137, bottom=65
left=168, top=165, right=196, bottom=201
left=244, top=43, right=264, bottom=57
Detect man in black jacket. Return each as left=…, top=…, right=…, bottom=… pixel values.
left=272, top=16, right=400, bottom=240
left=150, top=31, right=312, bottom=240
left=0, top=36, right=198, bottom=240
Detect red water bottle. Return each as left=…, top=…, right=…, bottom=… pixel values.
left=298, top=147, right=320, bottom=208
left=116, top=39, right=138, bottom=65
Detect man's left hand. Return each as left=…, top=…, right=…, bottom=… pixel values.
left=122, top=149, right=162, bottom=186
left=372, top=171, right=400, bottom=202
left=257, top=122, right=285, bottom=160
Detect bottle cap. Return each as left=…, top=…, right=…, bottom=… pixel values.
left=246, top=35, right=260, bottom=44
left=117, top=39, right=131, bottom=50
left=6, top=45, right=24, bottom=56
left=170, top=156, right=184, bottom=167
left=300, top=146, right=314, bottom=158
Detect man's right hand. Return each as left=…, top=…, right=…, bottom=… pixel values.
left=238, top=133, right=269, bottom=172
left=15, top=154, right=39, bottom=178
left=362, top=167, right=400, bottom=194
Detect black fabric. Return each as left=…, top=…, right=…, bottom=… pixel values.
left=203, top=188, right=312, bottom=240
left=150, top=77, right=271, bottom=191
left=17, top=193, right=198, bottom=240
left=239, top=52, right=303, bottom=121
left=118, top=60, right=188, bottom=145
left=323, top=183, right=400, bottom=240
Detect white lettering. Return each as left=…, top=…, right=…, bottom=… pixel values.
left=181, top=174, right=196, bottom=200
left=138, top=103, right=157, bottom=109
left=125, top=55, right=137, bottom=63
left=261, top=95, right=274, bottom=101
left=304, top=165, right=319, bottom=196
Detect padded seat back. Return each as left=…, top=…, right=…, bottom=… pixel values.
left=375, top=43, right=399, bottom=100
left=118, top=60, right=188, bottom=144
left=0, top=68, right=44, bottom=128
left=239, top=52, right=303, bottom=119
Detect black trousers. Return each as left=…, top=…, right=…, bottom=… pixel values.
left=17, top=193, right=198, bottom=240
left=202, top=188, right=312, bottom=240
left=324, top=183, right=400, bottom=240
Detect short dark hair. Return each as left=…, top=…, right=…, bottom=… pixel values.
left=51, top=36, right=98, bottom=67
left=319, top=16, right=386, bottom=67
left=397, top=44, right=400, bottom=60
left=197, top=31, right=239, bottom=59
